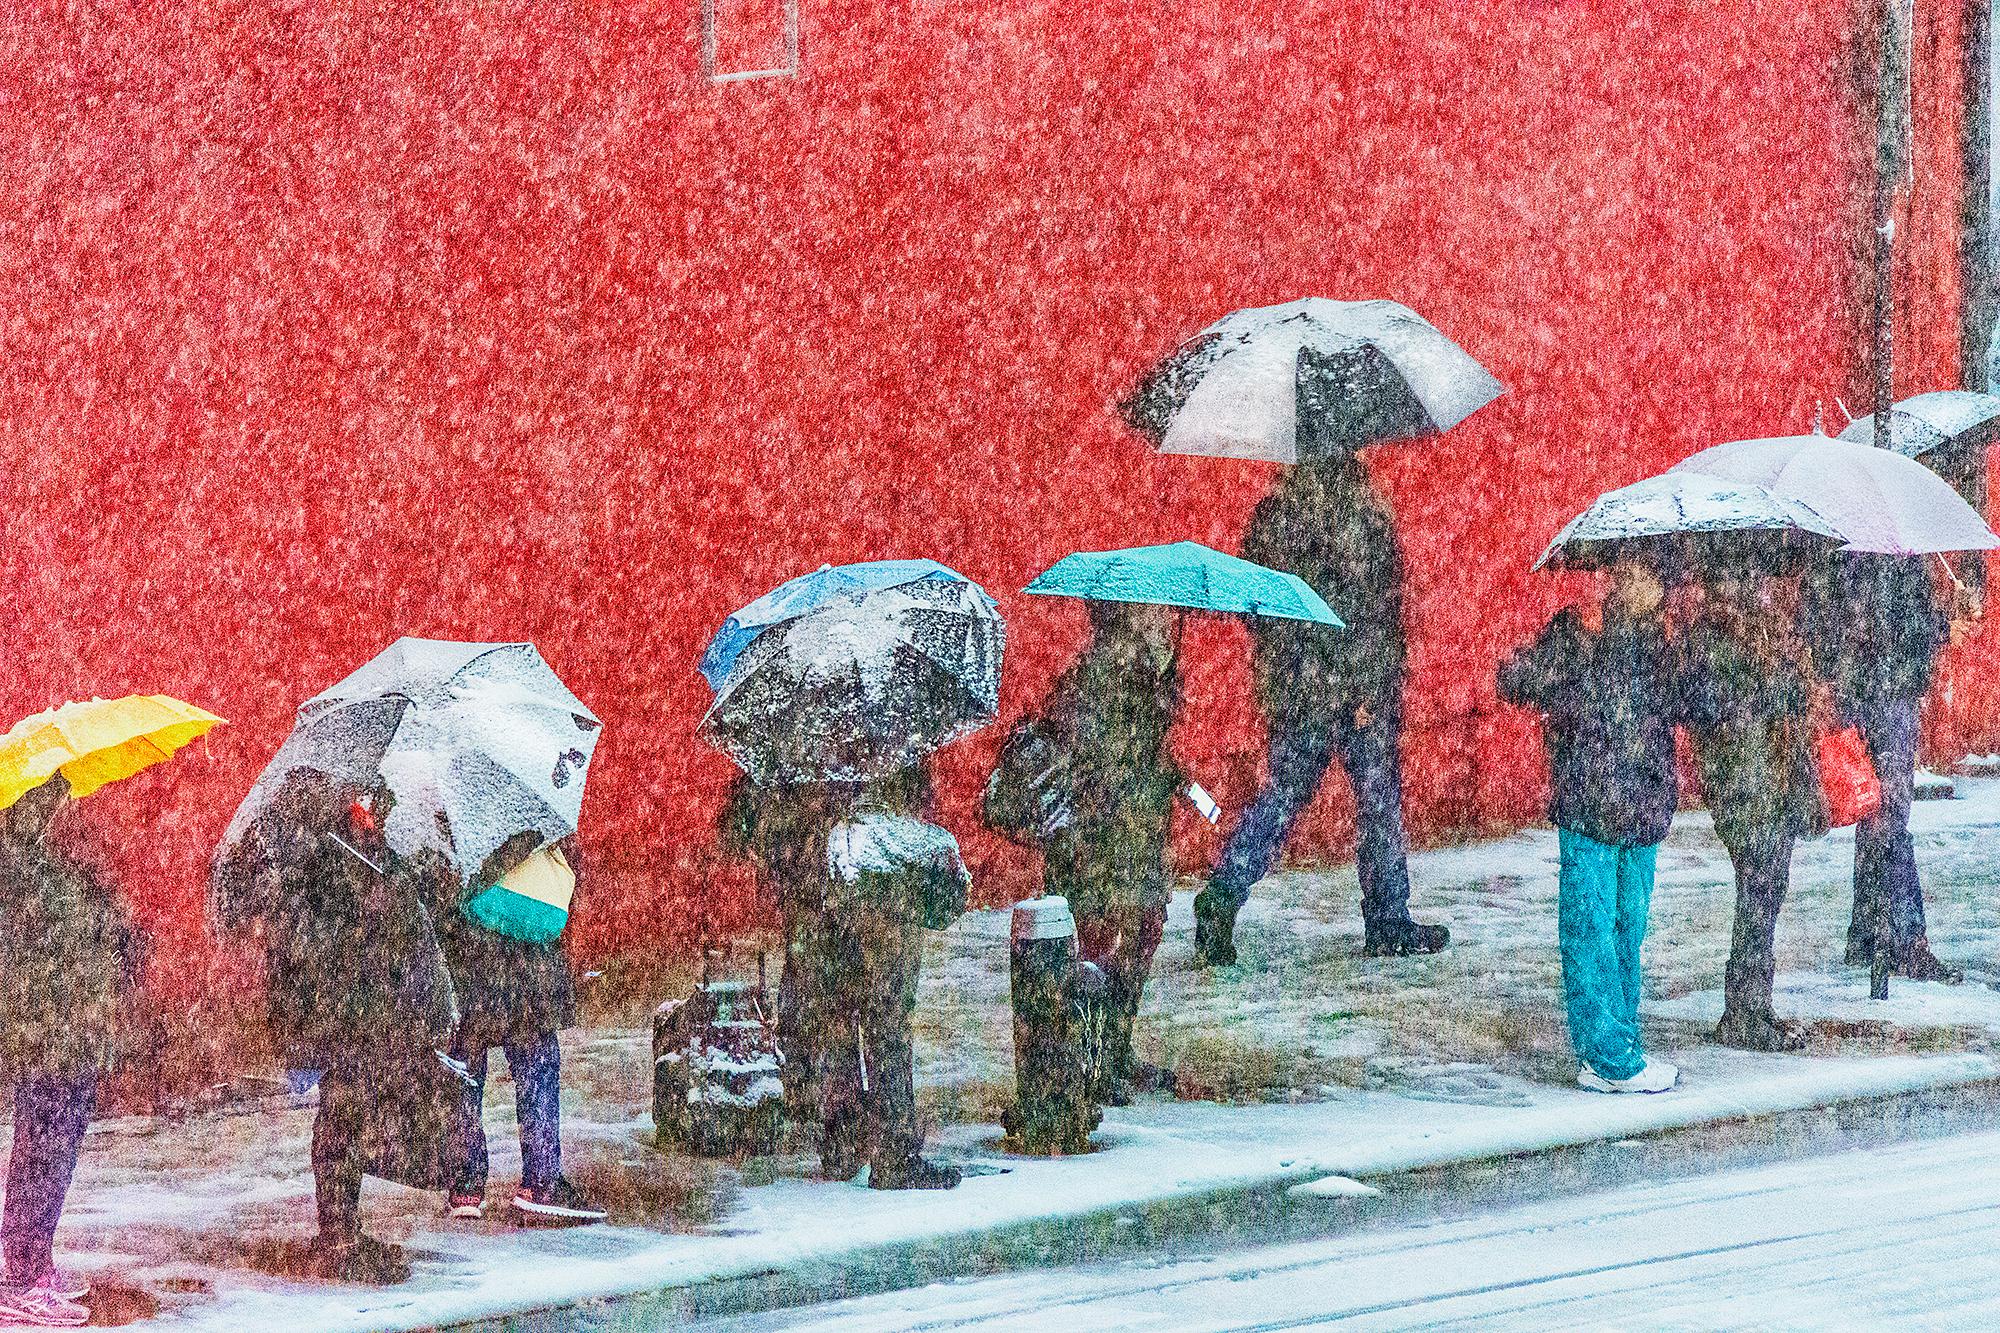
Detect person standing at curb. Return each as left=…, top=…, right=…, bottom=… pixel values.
left=1678, top=560, right=1829, bottom=1053
left=1037, top=600, right=1184, bottom=1104
left=439, top=834, right=606, bottom=1226
left=1499, top=560, right=1680, bottom=1094
left=0, top=776, right=136, bottom=1328
left=1801, top=552, right=1965, bottom=984
left=1196, top=453, right=1448, bottom=965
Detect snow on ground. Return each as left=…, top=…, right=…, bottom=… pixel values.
left=704, top=1126, right=2000, bottom=1332
left=41, top=779, right=2000, bottom=1327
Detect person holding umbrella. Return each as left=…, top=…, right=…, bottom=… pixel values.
left=1016, top=541, right=1340, bottom=1103
left=700, top=560, right=1002, bottom=1187
left=0, top=694, right=220, bottom=1327
left=1507, top=474, right=1840, bottom=1088
left=1117, top=298, right=1503, bottom=966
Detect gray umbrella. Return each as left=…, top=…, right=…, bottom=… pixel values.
left=1119, top=298, right=1503, bottom=463
left=1837, top=390, right=2000, bottom=459
left=218, top=638, right=601, bottom=887
left=1535, top=473, right=1845, bottom=573
left=702, top=575, right=1004, bottom=785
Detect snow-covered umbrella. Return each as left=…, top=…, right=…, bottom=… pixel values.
left=1534, top=473, right=1844, bottom=573
left=217, top=638, right=601, bottom=887
left=1673, top=431, right=2000, bottom=556
left=701, top=563, right=1004, bottom=785
left=1836, top=390, right=2000, bottom=461
left=1119, top=298, right=1503, bottom=463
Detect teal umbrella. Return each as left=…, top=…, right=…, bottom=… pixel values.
left=1024, top=541, right=1343, bottom=625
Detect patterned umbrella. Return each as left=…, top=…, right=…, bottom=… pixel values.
left=701, top=563, right=1004, bottom=784
left=1120, top=298, right=1503, bottom=463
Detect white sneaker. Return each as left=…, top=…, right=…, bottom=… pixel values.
left=1578, top=1058, right=1679, bottom=1094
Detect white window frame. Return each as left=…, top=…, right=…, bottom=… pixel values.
left=701, top=0, right=800, bottom=83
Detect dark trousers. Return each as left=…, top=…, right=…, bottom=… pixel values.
left=776, top=882, right=824, bottom=1121
left=1722, top=829, right=1795, bottom=1019
left=815, top=905, right=925, bottom=1171
left=448, top=1032, right=562, bottom=1195
left=312, top=1067, right=367, bottom=1242
left=1076, top=903, right=1167, bottom=1089
left=3, top=1072, right=96, bottom=1283
left=1846, top=695, right=1928, bottom=953
left=1210, top=706, right=1413, bottom=929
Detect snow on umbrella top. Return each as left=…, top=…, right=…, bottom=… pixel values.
left=701, top=565, right=1004, bottom=785
left=1025, top=541, right=1344, bottom=624
left=218, top=638, right=601, bottom=888
left=1836, top=390, right=2000, bottom=459
left=1119, top=298, right=1503, bottom=464
left=699, top=559, right=977, bottom=690
left=1672, top=431, right=2000, bottom=556
left=1534, top=473, right=1844, bottom=572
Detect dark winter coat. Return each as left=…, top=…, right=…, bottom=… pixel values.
left=1676, top=605, right=1829, bottom=848
left=1241, top=461, right=1406, bottom=723
left=0, top=834, right=137, bottom=1078
left=1497, top=608, right=1681, bottom=849
left=242, top=813, right=459, bottom=1072
left=436, top=911, right=577, bottom=1049
left=1799, top=553, right=1948, bottom=711
left=1039, top=641, right=1183, bottom=918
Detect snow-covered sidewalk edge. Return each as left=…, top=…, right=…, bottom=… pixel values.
left=403, top=1053, right=2000, bottom=1333
left=1301, top=1051, right=2000, bottom=1180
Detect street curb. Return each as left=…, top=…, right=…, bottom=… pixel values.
left=421, top=1052, right=2000, bottom=1332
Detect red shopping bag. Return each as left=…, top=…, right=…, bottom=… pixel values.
left=1818, top=727, right=1882, bottom=828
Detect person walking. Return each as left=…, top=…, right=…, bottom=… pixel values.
left=1499, top=561, right=1680, bottom=1094
left=1801, top=553, right=1963, bottom=982
left=0, top=775, right=136, bottom=1328
left=1036, top=599, right=1183, bottom=1103
left=439, top=834, right=605, bottom=1225
left=1678, top=561, right=1828, bottom=1052
left=816, top=763, right=969, bottom=1190
left=238, top=775, right=461, bottom=1283
left=1196, top=453, right=1447, bottom=964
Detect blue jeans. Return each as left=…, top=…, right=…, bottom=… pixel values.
left=1208, top=706, right=1413, bottom=929
left=449, top=1032, right=562, bottom=1194
left=3, top=1072, right=96, bottom=1283
left=1845, top=695, right=1928, bottom=952
left=1557, top=831, right=1656, bottom=1081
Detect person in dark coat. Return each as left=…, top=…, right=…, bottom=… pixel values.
left=0, top=774, right=136, bottom=1327
left=1038, top=599, right=1183, bottom=1103
left=815, top=762, right=968, bottom=1190
left=236, top=773, right=460, bottom=1284
left=1800, top=552, right=1962, bottom=982
left=1196, top=452, right=1447, bottom=964
left=438, top=833, right=603, bottom=1225
left=1678, top=566, right=1828, bottom=1053
left=1499, top=560, right=1680, bottom=1093
left=718, top=775, right=840, bottom=1126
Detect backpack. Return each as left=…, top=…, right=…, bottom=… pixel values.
left=980, top=717, right=1073, bottom=847
left=826, top=811, right=971, bottom=931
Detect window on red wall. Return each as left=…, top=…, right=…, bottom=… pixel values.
left=702, top=0, right=800, bottom=82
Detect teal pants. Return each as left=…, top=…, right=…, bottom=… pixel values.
left=1557, top=829, right=1658, bottom=1081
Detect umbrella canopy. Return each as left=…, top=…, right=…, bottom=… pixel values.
left=0, top=695, right=224, bottom=808
left=220, top=639, right=600, bottom=884
left=1119, top=298, right=1503, bottom=464
left=700, top=560, right=972, bottom=689
left=1837, top=390, right=2000, bottom=459
left=1534, top=473, right=1844, bottom=572
left=702, top=565, right=1004, bottom=785
left=1025, top=541, right=1344, bottom=624
left=1673, top=431, right=2000, bottom=556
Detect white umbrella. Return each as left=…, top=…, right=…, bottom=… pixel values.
left=1535, top=473, right=1844, bottom=571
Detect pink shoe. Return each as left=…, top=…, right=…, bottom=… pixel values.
left=0, top=1280, right=87, bottom=1327
left=0, top=1273, right=87, bottom=1305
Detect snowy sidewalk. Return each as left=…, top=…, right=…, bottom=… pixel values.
left=46, top=779, right=2000, bottom=1329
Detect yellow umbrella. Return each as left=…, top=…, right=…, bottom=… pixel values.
left=0, top=695, right=226, bottom=808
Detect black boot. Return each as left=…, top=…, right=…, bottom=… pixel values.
left=307, top=1232, right=412, bottom=1284
left=1363, top=919, right=1450, bottom=957
left=1895, top=937, right=1964, bottom=985
left=1192, top=889, right=1238, bottom=967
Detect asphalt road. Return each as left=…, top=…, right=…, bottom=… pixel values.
left=701, top=1124, right=2000, bottom=1330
